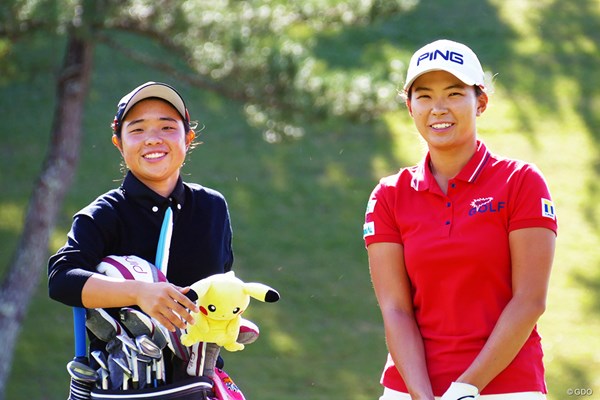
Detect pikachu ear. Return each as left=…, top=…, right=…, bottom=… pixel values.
left=190, top=278, right=212, bottom=299
left=223, top=270, right=236, bottom=279
left=244, top=282, right=280, bottom=303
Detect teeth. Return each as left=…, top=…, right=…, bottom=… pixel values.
left=144, top=152, right=165, bottom=159
left=432, top=123, right=452, bottom=129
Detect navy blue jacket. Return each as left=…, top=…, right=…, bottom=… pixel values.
left=48, top=171, right=234, bottom=307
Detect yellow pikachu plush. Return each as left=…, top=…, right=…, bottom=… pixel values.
left=180, top=271, right=280, bottom=351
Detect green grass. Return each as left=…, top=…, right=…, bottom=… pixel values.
left=2, top=1, right=600, bottom=399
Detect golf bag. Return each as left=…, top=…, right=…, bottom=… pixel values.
left=68, top=305, right=249, bottom=400
left=87, top=368, right=244, bottom=400
left=89, top=376, right=214, bottom=399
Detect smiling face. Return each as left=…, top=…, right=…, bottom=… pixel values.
left=112, top=98, right=195, bottom=197
left=407, top=70, right=487, bottom=154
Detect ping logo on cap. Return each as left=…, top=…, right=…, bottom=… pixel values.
left=417, top=50, right=464, bottom=67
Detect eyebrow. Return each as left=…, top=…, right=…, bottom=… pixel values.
left=413, top=83, right=467, bottom=92
left=126, top=116, right=179, bottom=127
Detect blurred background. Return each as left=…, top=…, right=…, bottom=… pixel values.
left=1, top=0, right=599, bottom=399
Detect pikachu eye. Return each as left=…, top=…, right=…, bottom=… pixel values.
left=232, top=307, right=241, bottom=314
left=208, top=305, right=216, bottom=312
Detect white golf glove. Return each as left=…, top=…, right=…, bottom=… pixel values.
left=440, top=382, right=479, bottom=400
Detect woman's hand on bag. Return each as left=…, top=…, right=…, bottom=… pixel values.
left=137, top=282, right=199, bottom=332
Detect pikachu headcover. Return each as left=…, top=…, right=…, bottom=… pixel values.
left=180, top=271, right=280, bottom=351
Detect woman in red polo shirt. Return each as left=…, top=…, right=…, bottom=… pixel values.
left=364, top=40, right=557, bottom=400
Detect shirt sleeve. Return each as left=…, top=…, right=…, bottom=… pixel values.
left=363, top=178, right=404, bottom=247
left=508, top=163, right=558, bottom=235
left=48, top=208, right=117, bottom=307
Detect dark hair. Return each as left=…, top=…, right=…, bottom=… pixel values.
left=474, top=85, right=485, bottom=97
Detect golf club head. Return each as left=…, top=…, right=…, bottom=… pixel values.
left=96, top=367, right=109, bottom=390
left=186, top=342, right=206, bottom=377
left=113, top=356, right=132, bottom=390
left=91, top=350, right=108, bottom=370
left=117, top=334, right=138, bottom=356
left=96, top=255, right=167, bottom=283
left=136, top=335, right=162, bottom=359
left=149, top=316, right=169, bottom=350
left=86, top=308, right=125, bottom=342
left=66, top=359, right=98, bottom=382
left=106, top=339, right=126, bottom=390
left=151, top=321, right=189, bottom=361
left=119, top=307, right=155, bottom=337
left=238, top=319, right=260, bottom=345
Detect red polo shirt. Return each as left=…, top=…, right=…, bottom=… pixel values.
left=364, top=140, right=557, bottom=395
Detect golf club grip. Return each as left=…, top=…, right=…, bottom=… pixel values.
left=73, top=307, right=87, bottom=358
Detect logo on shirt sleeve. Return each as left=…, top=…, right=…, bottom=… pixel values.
left=365, top=200, right=377, bottom=215
left=541, top=198, right=556, bottom=220
left=363, top=221, right=375, bottom=237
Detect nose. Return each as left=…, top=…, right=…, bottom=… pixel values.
left=144, top=129, right=164, bottom=145
left=431, top=99, right=448, bottom=116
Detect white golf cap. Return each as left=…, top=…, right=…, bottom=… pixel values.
left=403, top=39, right=485, bottom=92
left=112, top=81, right=189, bottom=134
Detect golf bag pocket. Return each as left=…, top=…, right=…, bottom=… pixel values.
left=90, top=376, right=214, bottom=399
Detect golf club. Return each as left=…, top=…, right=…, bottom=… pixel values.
left=90, top=350, right=109, bottom=390
left=112, top=356, right=132, bottom=390
left=117, top=334, right=140, bottom=389
left=136, top=352, right=153, bottom=388
left=66, top=358, right=98, bottom=383
left=67, top=307, right=95, bottom=400
left=146, top=317, right=169, bottom=386
left=105, top=337, right=126, bottom=391
left=119, top=307, right=155, bottom=336
left=135, top=335, right=162, bottom=387
left=86, top=308, right=125, bottom=342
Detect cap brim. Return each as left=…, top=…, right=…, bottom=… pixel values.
left=403, top=67, right=479, bottom=92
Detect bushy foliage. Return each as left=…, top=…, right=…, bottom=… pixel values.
left=1, top=0, right=416, bottom=141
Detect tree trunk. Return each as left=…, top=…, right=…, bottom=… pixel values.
left=0, top=33, right=93, bottom=398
